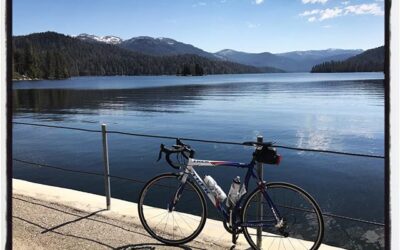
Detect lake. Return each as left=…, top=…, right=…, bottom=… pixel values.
left=12, top=73, right=385, bottom=249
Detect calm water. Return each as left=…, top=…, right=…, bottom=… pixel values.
left=12, top=73, right=385, bottom=249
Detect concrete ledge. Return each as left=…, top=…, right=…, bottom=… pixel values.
left=13, top=179, right=345, bottom=249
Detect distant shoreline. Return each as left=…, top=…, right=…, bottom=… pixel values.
left=12, top=71, right=385, bottom=82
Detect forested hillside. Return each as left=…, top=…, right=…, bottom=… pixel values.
left=311, top=46, right=384, bottom=73
left=12, top=32, right=282, bottom=80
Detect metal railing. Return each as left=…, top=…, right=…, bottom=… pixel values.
left=13, top=122, right=385, bottom=159
left=12, top=121, right=385, bottom=232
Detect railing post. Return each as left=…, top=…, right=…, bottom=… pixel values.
left=256, top=135, right=263, bottom=248
left=101, top=124, right=111, bottom=210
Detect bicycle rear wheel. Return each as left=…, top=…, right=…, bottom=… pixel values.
left=138, top=173, right=207, bottom=245
left=241, top=182, right=324, bottom=250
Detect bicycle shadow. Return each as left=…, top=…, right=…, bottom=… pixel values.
left=13, top=195, right=215, bottom=250
left=13, top=196, right=151, bottom=238
left=13, top=215, right=116, bottom=249
left=116, top=243, right=196, bottom=250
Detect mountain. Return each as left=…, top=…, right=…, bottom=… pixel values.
left=75, top=34, right=218, bottom=59
left=74, top=33, right=364, bottom=72
left=119, top=36, right=219, bottom=59
left=75, top=33, right=122, bottom=45
left=215, top=49, right=300, bottom=71
left=12, top=32, right=282, bottom=80
left=215, top=49, right=363, bottom=72
left=311, top=46, right=384, bottom=73
left=277, top=49, right=363, bottom=70
left=276, top=49, right=363, bottom=61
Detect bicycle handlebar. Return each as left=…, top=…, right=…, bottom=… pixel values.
left=157, top=139, right=276, bottom=169
left=157, top=139, right=195, bottom=169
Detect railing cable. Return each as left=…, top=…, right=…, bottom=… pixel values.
left=12, top=158, right=146, bottom=184
left=13, top=122, right=385, bottom=159
left=273, top=145, right=384, bottom=159
left=321, top=212, right=385, bottom=227
left=12, top=158, right=185, bottom=187
left=12, top=158, right=105, bottom=177
left=13, top=122, right=101, bottom=133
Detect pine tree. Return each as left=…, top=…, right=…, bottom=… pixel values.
left=194, top=63, right=204, bottom=76
left=181, top=64, right=191, bottom=76
left=45, top=51, right=56, bottom=79
left=24, top=43, right=40, bottom=78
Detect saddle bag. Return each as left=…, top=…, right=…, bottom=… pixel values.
left=254, top=146, right=281, bottom=165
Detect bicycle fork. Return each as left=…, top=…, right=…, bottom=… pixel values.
left=167, top=173, right=188, bottom=212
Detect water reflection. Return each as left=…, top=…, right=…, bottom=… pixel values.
left=13, top=85, right=205, bottom=115
left=13, top=80, right=384, bottom=114
left=13, top=80, right=384, bottom=152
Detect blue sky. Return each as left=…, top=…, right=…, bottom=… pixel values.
left=12, top=0, right=384, bottom=53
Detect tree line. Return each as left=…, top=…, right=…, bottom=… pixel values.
left=12, top=32, right=273, bottom=80
left=311, top=46, right=384, bottom=73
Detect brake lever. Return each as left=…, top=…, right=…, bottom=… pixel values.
left=157, top=144, right=164, bottom=162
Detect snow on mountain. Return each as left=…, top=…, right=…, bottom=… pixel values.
left=119, top=36, right=219, bottom=59
left=101, top=35, right=123, bottom=44
left=277, top=49, right=363, bottom=58
left=75, top=33, right=122, bottom=45
left=216, top=49, right=239, bottom=56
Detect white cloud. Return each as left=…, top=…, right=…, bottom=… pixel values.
left=299, top=8, right=342, bottom=21
left=319, top=7, right=343, bottom=20
left=300, top=9, right=321, bottom=16
left=302, top=0, right=328, bottom=4
left=299, top=3, right=384, bottom=22
left=342, top=1, right=350, bottom=5
left=246, top=21, right=260, bottom=28
left=345, top=3, right=384, bottom=16
left=308, top=16, right=317, bottom=22
left=254, top=0, right=264, bottom=5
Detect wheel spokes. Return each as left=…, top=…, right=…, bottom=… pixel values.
left=242, top=184, right=322, bottom=250
left=139, top=174, right=206, bottom=243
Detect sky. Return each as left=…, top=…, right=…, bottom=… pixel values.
left=12, top=0, right=385, bottom=53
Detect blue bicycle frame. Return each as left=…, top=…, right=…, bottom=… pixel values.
left=169, top=157, right=283, bottom=230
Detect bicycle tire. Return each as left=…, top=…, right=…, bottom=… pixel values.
left=241, top=182, right=324, bottom=250
left=138, top=173, right=207, bottom=245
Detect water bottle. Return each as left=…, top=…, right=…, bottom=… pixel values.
left=204, top=175, right=227, bottom=202
left=226, top=176, right=241, bottom=207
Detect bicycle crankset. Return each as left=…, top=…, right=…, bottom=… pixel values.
left=223, top=220, right=243, bottom=234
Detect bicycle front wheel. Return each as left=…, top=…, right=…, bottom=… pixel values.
left=138, top=173, right=207, bottom=245
left=241, top=182, right=324, bottom=250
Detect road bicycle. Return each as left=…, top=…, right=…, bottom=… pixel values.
left=138, top=139, right=324, bottom=249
